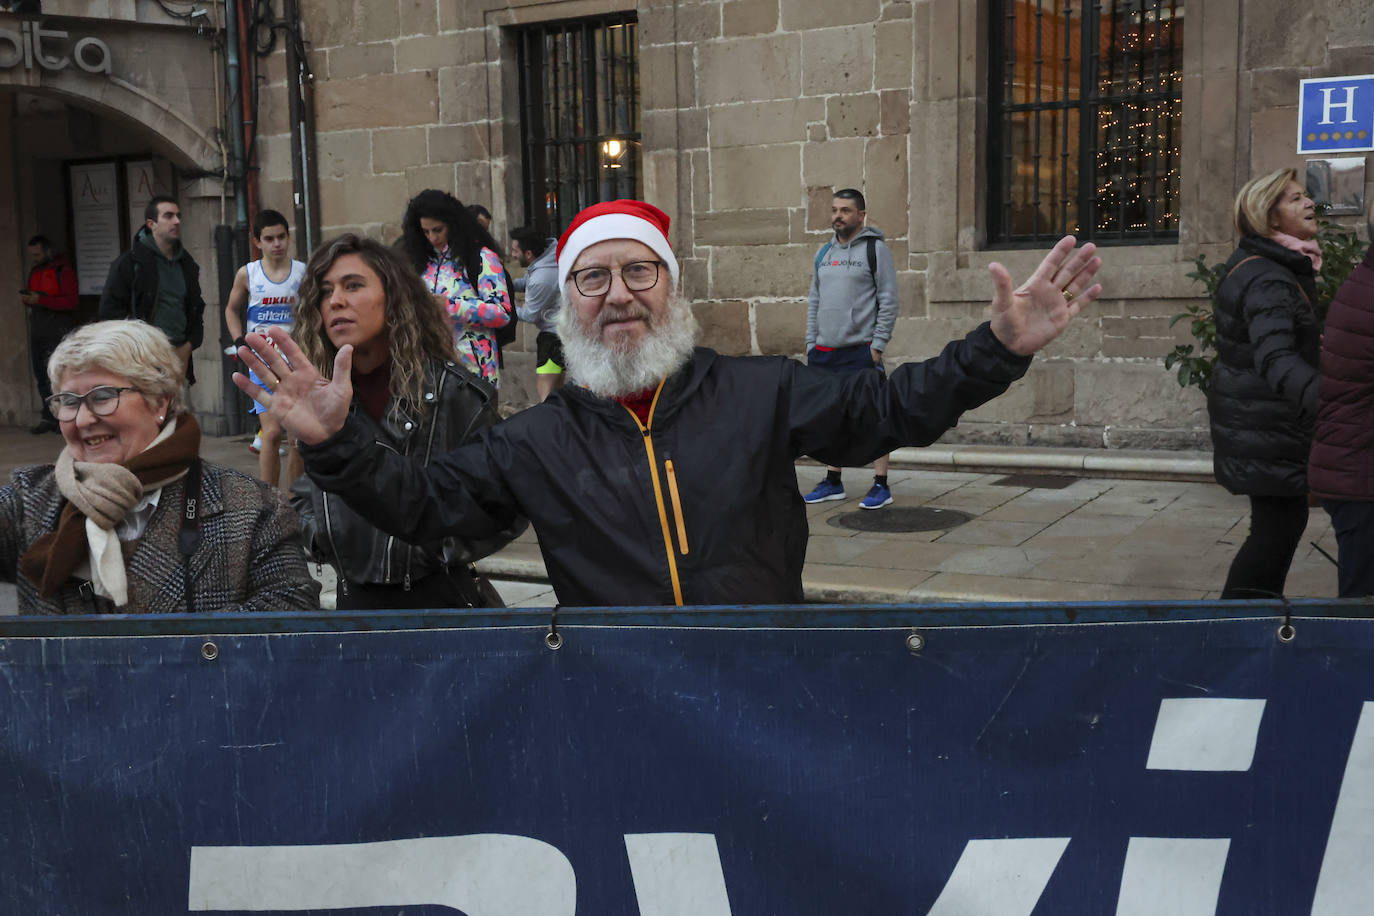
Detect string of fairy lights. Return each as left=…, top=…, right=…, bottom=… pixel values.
left=1093, top=6, right=1181, bottom=234
left=1004, top=1, right=1183, bottom=240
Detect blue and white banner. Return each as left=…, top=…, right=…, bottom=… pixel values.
left=1, top=605, right=1372, bottom=913
left=1298, top=74, right=1374, bottom=153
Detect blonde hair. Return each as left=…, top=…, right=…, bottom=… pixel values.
left=1234, top=167, right=1300, bottom=238
left=47, top=320, right=187, bottom=416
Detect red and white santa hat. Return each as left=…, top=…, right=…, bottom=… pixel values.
left=556, top=200, right=679, bottom=291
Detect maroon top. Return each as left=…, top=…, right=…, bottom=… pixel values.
left=1309, top=247, right=1374, bottom=501
left=352, top=362, right=392, bottom=423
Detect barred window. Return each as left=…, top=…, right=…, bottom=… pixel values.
left=516, top=14, right=640, bottom=235
left=989, top=1, right=1183, bottom=245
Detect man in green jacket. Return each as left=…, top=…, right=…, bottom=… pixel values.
left=98, top=195, right=204, bottom=379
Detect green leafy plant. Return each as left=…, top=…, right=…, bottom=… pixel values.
left=1165, top=213, right=1367, bottom=395
left=1313, top=216, right=1365, bottom=322
left=1164, top=255, right=1225, bottom=393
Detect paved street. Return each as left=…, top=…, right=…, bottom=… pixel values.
left=0, top=424, right=1339, bottom=612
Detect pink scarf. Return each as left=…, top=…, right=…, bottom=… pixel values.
left=1270, top=231, right=1323, bottom=272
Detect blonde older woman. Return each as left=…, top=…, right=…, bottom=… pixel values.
left=0, top=320, right=319, bottom=614
left=1209, top=167, right=1322, bottom=599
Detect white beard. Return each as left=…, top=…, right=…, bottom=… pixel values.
left=555, top=292, right=699, bottom=398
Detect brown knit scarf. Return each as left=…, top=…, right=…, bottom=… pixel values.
left=19, top=414, right=202, bottom=600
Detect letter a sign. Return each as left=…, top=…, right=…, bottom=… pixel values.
left=1298, top=74, right=1374, bottom=153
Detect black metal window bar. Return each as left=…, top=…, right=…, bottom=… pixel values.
left=989, top=1, right=1183, bottom=246
left=516, top=14, right=640, bottom=235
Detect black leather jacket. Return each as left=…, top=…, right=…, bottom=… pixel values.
left=301, top=324, right=1031, bottom=606
left=291, top=358, right=526, bottom=590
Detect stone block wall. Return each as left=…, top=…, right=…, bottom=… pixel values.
left=242, top=0, right=1374, bottom=448
left=638, top=0, right=916, bottom=365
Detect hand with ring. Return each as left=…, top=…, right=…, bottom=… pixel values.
left=986, top=235, right=1103, bottom=356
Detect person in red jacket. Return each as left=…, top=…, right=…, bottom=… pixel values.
left=21, top=235, right=79, bottom=434
left=1308, top=204, right=1374, bottom=597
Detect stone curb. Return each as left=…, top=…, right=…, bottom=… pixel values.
left=886, top=445, right=1215, bottom=482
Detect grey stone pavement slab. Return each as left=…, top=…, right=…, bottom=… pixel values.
left=0, top=426, right=1340, bottom=612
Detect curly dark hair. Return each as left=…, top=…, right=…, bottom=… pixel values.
left=401, top=189, right=504, bottom=285
left=293, top=234, right=457, bottom=417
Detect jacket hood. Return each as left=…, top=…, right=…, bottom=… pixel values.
left=833, top=225, right=886, bottom=246
left=1239, top=234, right=1314, bottom=276
left=137, top=225, right=185, bottom=261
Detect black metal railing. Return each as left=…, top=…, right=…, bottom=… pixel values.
left=516, top=14, right=640, bottom=235
left=989, top=0, right=1183, bottom=246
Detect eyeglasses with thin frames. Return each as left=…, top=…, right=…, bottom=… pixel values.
left=569, top=260, right=663, bottom=297
left=47, top=386, right=141, bottom=422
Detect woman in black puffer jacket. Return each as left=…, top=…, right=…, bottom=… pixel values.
left=1209, top=167, right=1322, bottom=599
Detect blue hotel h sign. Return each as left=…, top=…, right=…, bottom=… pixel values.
left=1299, top=74, right=1374, bottom=153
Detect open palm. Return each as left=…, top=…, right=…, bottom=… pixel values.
left=989, top=236, right=1102, bottom=356
left=232, top=328, right=354, bottom=446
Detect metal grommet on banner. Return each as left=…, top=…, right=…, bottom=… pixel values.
left=905, top=630, right=925, bottom=654
left=200, top=640, right=219, bottom=661
left=1277, top=597, right=1296, bottom=644
left=545, top=605, right=562, bottom=651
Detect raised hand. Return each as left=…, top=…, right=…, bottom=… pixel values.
left=232, top=327, right=354, bottom=446
left=988, top=236, right=1102, bottom=356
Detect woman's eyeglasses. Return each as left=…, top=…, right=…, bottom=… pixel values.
left=569, top=260, right=663, bottom=297
left=47, top=386, right=141, bottom=422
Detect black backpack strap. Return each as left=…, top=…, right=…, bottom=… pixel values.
left=129, top=257, right=142, bottom=319
left=177, top=459, right=203, bottom=613
left=866, top=236, right=877, bottom=282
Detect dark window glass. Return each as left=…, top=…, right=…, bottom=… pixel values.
left=989, top=1, right=1183, bottom=245
left=516, top=14, right=640, bottom=235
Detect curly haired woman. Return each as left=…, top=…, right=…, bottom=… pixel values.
left=279, top=234, right=525, bottom=609
left=401, top=189, right=513, bottom=389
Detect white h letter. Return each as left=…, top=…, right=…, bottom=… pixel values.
left=1319, top=86, right=1359, bottom=125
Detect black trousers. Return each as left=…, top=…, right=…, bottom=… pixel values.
left=1324, top=500, right=1374, bottom=598
left=1220, top=493, right=1310, bottom=599
left=29, top=311, right=75, bottom=423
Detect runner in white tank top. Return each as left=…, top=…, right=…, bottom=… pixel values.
left=225, top=212, right=307, bottom=488
left=245, top=259, right=306, bottom=338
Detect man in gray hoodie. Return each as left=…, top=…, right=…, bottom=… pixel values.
left=510, top=225, right=563, bottom=402
left=803, top=188, right=900, bottom=509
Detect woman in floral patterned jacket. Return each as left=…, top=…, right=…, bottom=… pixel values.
left=401, top=189, right=513, bottom=389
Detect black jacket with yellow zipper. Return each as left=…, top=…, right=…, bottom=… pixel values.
left=301, top=322, right=1031, bottom=606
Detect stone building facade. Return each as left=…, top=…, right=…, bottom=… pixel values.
left=3, top=0, right=1372, bottom=447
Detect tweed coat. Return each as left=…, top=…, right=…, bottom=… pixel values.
left=1, top=461, right=320, bottom=614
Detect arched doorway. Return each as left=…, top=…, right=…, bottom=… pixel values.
left=1, top=81, right=225, bottom=428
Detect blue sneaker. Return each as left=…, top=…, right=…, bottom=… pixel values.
left=803, top=479, right=845, bottom=503
left=859, top=482, right=893, bottom=509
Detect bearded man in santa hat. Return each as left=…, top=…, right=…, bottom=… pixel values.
left=238, top=200, right=1101, bottom=606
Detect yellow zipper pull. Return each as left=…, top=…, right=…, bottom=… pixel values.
left=664, top=458, right=690, bottom=556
